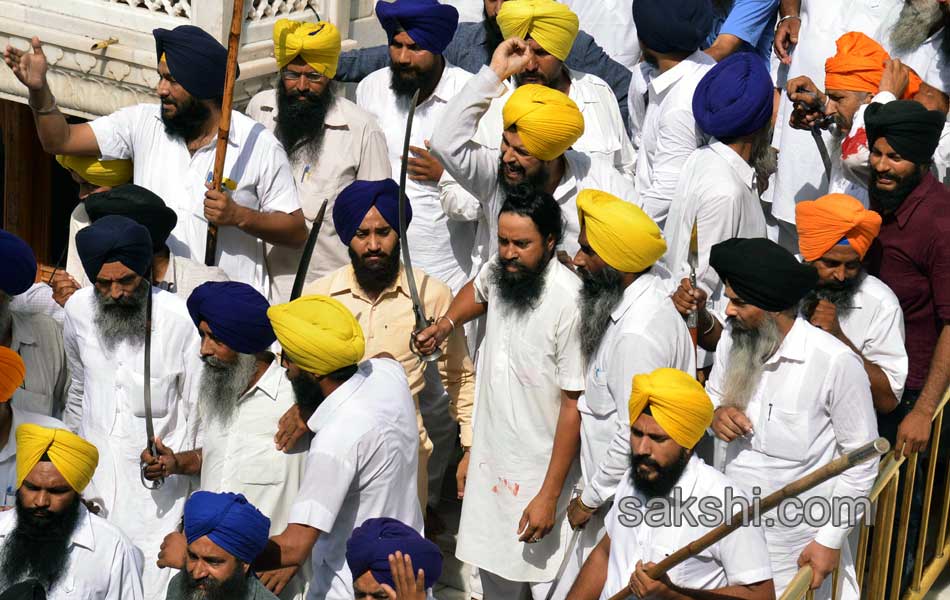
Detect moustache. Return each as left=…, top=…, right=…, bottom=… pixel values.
left=498, top=255, right=530, bottom=272
left=201, top=355, right=232, bottom=370
left=631, top=454, right=661, bottom=471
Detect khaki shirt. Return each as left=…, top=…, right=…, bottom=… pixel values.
left=10, top=311, right=68, bottom=418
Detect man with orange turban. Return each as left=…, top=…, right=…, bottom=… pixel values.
left=568, top=368, right=775, bottom=600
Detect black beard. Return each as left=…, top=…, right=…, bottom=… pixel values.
left=578, top=265, right=626, bottom=360
left=0, top=493, right=82, bottom=591
left=869, top=165, right=925, bottom=214
left=274, top=82, right=335, bottom=162
left=483, top=9, right=504, bottom=54
left=801, top=271, right=865, bottom=319
left=389, top=62, right=440, bottom=101
left=498, top=157, right=550, bottom=196
left=176, top=562, right=249, bottom=600
left=489, top=253, right=551, bottom=315
left=290, top=371, right=326, bottom=413
left=93, top=279, right=150, bottom=351
left=161, top=95, right=212, bottom=142
left=349, top=242, right=402, bottom=299
left=629, top=448, right=690, bottom=499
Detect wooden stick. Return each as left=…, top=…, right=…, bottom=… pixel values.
left=204, top=0, right=246, bottom=266
left=607, top=438, right=889, bottom=600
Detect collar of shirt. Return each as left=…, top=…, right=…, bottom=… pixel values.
left=421, top=61, right=465, bottom=106
left=763, top=317, right=810, bottom=368
left=708, top=140, right=756, bottom=191
left=332, top=264, right=412, bottom=305
left=893, top=172, right=939, bottom=228
left=306, top=360, right=370, bottom=433
left=611, top=271, right=663, bottom=323
left=239, top=357, right=282, bottom=404
left=648, top=50, right=714, bottom=97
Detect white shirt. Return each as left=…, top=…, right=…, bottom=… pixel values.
left=0, top=504, right=144, bottom=599
left=356, top=64, right=477, bottom=292
left=0, top=407, right=64, bottom=505
left=635, top=50, right=716, bottom=229
left=10, top=283, right=64, bottom=325
left=89, top=104, right=301, bottom=296
left=290, top=358, right=422, bottom=600
left=62, top=286, right=202, bottom=600
left=562, top=0, right=640, bottom=70
left=579, top=270, right=696, bottom=509
left=456, top=257, right=585, bottom=582
left=245, top=90, right=392, bottom=303
left=429, top=66, right=637, bottom=259
left=600, top=458, right=772, bottom=600
left=10, top=311, right=68, bottom=418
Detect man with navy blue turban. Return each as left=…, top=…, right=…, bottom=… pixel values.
left=165, top=491, right=277, bottom=600
left=346, top=517, right=443, bottom=597
left=0, top=229, right=36, bottom=298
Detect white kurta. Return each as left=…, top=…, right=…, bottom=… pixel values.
left=456, top=257, right=585, bottom=583
left=62, top=287, right=202, bottom=600
left=562, top=0, right=640, bottom=70
left=0, top=408, right=64, bottom=506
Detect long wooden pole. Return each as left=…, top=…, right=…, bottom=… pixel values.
left=607, top=438, right=889, bottom=600
left=204, top=0, right=246, bottom=266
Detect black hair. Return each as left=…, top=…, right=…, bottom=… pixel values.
left=498, top=184, right=564, bottom=247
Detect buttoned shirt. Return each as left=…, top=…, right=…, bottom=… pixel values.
left=245, top=91, right=392, bottom=303
left=304, top=264, right=475, bottom=447
left=429, top=66, right=636, bottom=259
left=290, top=359, right=422, bottom=600
left=579, top=271, right=696, bottom=509
left=356, top=64, right=477, bottom=292
left=600, top=458, right=772, bottom=600
left=0, top=407, right=64, bottom=505
left=0, top=504, right=144, bottom=599
left=9, top=311, right=68, bottom=418
left=635, top=50, right=716, bottom=229
left=89, top=104, right=300, bottom=295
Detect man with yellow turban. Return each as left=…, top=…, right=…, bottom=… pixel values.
left=555, top=190, right=695, bottom=596
left=246, top=20, right=391, bottom=303
left=0, top=423, right=143, bottom=597
left=568, top=368, right=774, bottom=600
left=260, top=295, right=423, bottom=599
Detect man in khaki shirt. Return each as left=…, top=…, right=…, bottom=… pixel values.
left=303, top=179, right=474, bottom=511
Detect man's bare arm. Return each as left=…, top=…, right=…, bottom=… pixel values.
left=256, top=524, right=320, bottom=570
left=567, top=533, right=611, bottom=599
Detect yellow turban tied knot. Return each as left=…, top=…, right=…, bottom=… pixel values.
left=629, top=368, right=713, bottom=450
left=0, top=347, right=25, bottom=403
left=273, top=19, right=342, bottom=79
left=16, top=424, right=99, bottom=492
left=503, top=84, right=584, bottom=161
left=55, top=155, right=132, bottom=188
left=268, top=295, right=365, bottom=376
left=577, top=189, right=666, bottom=273
left=497, top=0, right=579, bottom=62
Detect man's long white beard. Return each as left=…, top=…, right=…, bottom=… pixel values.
left=890, top=0, right=943, bottom=53
left=721, top=315, right=783, bottom=411
left=198, top=353, right=259, bottom=426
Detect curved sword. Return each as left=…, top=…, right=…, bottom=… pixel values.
left=140, top=279, right=163, bottom=489
left=290, top=199, right=330, bottom=301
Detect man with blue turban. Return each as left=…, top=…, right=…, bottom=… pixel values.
left=165, top=491, right=276, bottom=599
left=346, top=517, right=443, bottom=597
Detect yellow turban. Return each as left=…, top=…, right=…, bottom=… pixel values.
left=629, top=368, right=713, bottom=449
left=497, top=0, right=579, bottom=62
left=0, top=347, right=25, bottom=403
left=577, top=189, right=666, bottom=273
left=268, top=295, right=365, bottom=376
left=16, top=424, right=99, bottom=493
left=503, top=84, right=584, bottom=161
left=55, top=155, right=132, bottom=188
left=273, top=19, right=342, bottom=79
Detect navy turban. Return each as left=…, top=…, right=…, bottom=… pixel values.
left=865, top=100, right=945, bottom=165
left=153, top=25, right=238, bottom=100
left=187, top=282, right=276, bottom=354
left=376, top=0, right=459, bottom=55
left=633, top=0, right=713, bottom=55
left=333, top=179, right=412, bottom=246
left=346, top=518, right=442, bottom=589
left=75, top=215, right=153, bottom=283
left=710, top=238, right=818, bottom=312
left=85, top=184, right=178, bottom=252
left=693, top=52, right=773, bottom=139
left=184, top=492, right=270, bottom=563
left=0, top=230, right=37, bottom=296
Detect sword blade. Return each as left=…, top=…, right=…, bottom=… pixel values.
left=290, top=198, right=330, bottom=301
left=141, top=281, right=162, bottom=489
left=812, top=127, right=833, bottom=182
left=546, top=526, right=584, bottom=600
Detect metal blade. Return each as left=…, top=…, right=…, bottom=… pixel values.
left=290, top=198, right=330, bottom=301
left=811, top=127, right=832, bottom=183
left=140, top=280, right=163, bottom=489
left=686, top=220, right=699, bottom=330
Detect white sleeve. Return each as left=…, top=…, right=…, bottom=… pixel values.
left=62, top=308, right=84, bottom=433
left=858, top=299, right=908, bottom=401
left=555, top=300, right=585, bottom=393
left=439, top=171, right=482, bottom=222
left=255, top=136, right=301, bottom=215
left=88, top=105, right=142, bottom=161
left=638, top=107, right=702, bottom=226
left=289, top=438, right=360, bottom=533
left=472, top=259, right=494, bottom=305
left=108, top=538, right=146, bottom=600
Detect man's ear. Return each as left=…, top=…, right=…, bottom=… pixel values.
left=545, top=234, right=557, bottom=254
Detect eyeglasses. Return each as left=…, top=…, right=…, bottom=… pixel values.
left=281, top=71, right=327, bottom=83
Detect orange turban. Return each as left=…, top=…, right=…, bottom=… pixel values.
left=0, top=347, right=25, bottom=403
left=796, top=194, right=882, bottom=261
left=825, top=32, right=921, bottom=100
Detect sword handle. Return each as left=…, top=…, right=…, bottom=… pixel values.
left=411, top=317, right=443, bottom=363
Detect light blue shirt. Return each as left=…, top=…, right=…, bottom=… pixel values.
left=706, top=0, right=780, bottom=62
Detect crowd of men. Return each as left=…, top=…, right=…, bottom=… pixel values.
left=0, top=0, right=947, bottom=598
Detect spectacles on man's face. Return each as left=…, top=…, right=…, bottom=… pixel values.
left=281, top=71, right=327, bottom=83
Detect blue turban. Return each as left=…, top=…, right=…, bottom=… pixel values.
left=633, top=0, right=713, bottom=55
left=0, top=230, right=37, bottom=296
left=693, top=52, right=773, bottom=139
left=75, top=215, right=153, bottom=283
left=184, top=492, right=270, bottom=564
left=187, top=282, right=276, bottom=354
left=333, top=179, right=412, bottom=246
left=153, top=25, right=238, bottom=100
left=375, top=0, right=459, bottom=55
left=346, top=518, right=442, bottom=589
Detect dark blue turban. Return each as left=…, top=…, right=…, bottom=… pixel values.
left=75, top=215, right=153, bottom=283
left=693, top=52, right=773, bottom=139
left=184, top=492, right=270, bottom=564
left=375, top=0, right=459, bottom=55
left=153, top=25, right=238, bottom=100
left=0, top=230, right=37, bottom=296
left=346, top=518, right=442, bottom=589
left=333, top=179, right=412, bottom=246
left=633, top=0, right=713, bottom=55
left=187, top=282, right=276, bottom=354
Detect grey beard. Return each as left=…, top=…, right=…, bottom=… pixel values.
left=198, top=353, right=259, bottom=426
left=890, top=0, right=943, bottom=53
left=721, top=315, right=783, bottom=411
left=578, top=266, right=626, bottom=361
left=751, top=127, right=778, bottom=184
left=93, top=280, right=149, bottom=352
left=0, top=293, right=11, bottom=341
